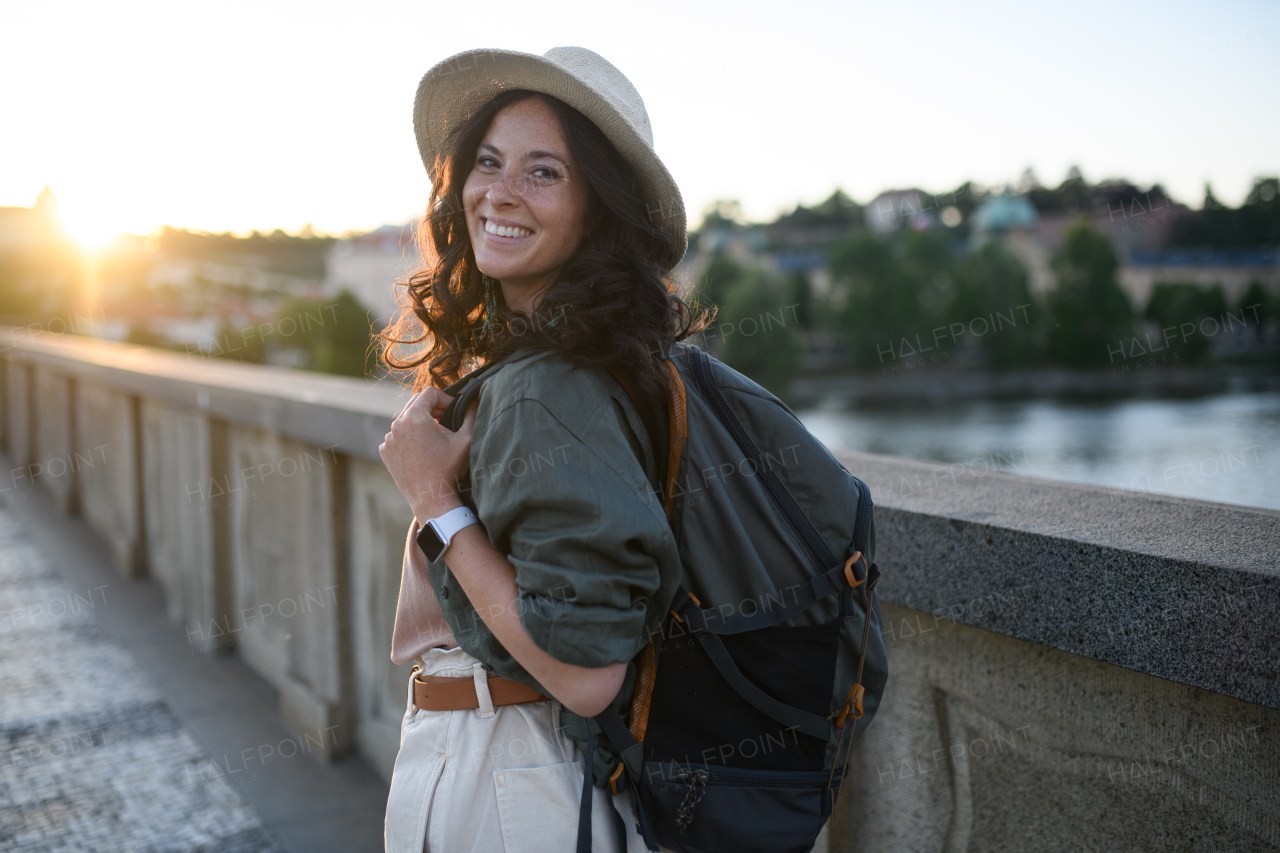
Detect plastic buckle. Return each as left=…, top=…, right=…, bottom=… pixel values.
left=608, top=761, right=626, bottom=796
left=843, top=552, right=867, bottom=588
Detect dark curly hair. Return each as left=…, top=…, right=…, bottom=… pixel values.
left=382, top=89, right=710, bottom=403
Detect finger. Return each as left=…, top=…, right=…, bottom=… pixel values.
left=393, top=391, right=419, bottom=423
left=412, top=387, right=457, bottom=423
left=396, top=389, right=438, bottom=427
left=411, top=387, right=439, bottom=413
left=430, top=390, right=455, bottom=420
left=455, top=400, right=479, bottom=441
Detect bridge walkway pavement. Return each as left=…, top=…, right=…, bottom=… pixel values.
left=0, top=459, right=389, bottom=852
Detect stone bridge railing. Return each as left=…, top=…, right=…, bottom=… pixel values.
left=2, top=327, right=1277, bottom=852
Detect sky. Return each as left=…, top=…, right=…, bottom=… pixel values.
left=2, top=0, right=1277, bottom=247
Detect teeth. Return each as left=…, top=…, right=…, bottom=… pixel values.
left=485, top=220, right=531, bottom=238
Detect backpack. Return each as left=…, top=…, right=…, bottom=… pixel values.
left=442, top=341, right=887, bottom=853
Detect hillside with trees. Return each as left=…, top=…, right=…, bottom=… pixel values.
left=689, top=170, right=1279, bottom=389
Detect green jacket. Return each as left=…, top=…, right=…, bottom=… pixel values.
left=428, top=349, right=681, bottom=711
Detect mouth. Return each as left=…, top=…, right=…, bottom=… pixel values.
left=482, top=218, right=533, bottom=240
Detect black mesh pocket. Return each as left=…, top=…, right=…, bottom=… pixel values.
left=642, top=615, right=840, bottom=771
left=640, top=762, right=840, bottom=853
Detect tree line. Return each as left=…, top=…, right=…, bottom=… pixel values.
left=695, top=223, right=1274, bottom=390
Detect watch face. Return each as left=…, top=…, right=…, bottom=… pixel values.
left=416, top=522, right=447, bottom=563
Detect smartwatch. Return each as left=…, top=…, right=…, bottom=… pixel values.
left=416, top=506, right=480, bottom=563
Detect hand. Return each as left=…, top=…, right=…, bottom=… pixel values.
left=378, top=388, right=478, bottom=521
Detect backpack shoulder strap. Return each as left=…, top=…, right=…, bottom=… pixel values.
left=658, top=360, right=688, bottom=517
left=604, top=359, right=687, bottom=751
left=437, top=347, right=537, bottom=432
left=605, top=360, right=686, bottom=516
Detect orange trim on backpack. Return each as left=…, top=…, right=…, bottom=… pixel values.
left=669, top=591, right=700, bottom=623
left=844, top=552, right=866, bottom=588
left=661, top=360, right=687, bottom=518
left=628, top=640, right=657, bottom=743
left=623, top=359, right=688, bottom=761
left=834, top=684, right=865, bottom=730
left=608, top=761, right=626, bottom=796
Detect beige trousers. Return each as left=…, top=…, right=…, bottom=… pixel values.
left=383, top=645, right=653, bottom=853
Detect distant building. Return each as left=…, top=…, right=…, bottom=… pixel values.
left=765, top=189, right=863, bottom=248
left=1087, top=189, right=1187, bottom=256
left=0, top=188, right=80, bottom=315
left=865, top=189, right=931, bottom=235
left=671, top=224, right=762, bottom=299
left=672, top=185, right=1280, bottom=320
left=147, top=254, right=324, bottom=296
left=970, top=194, right=1055, bottom=295
left=971, top=194, right=1038, bottom=234
left=1120, top=248, right=1280, bottom=309
left=323, top=223, right=419, bottom=325
left=0, top=187, right=62, bottom=251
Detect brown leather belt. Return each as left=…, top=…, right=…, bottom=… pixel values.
left=413, top=673, right=548, bottom=712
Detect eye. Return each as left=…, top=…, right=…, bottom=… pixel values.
left=532, top=166, right=561, bottom=181
left=476, top=155, right=499, bottom=169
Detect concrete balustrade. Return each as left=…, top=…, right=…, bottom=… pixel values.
left=1, top=329, right=412, bottom=768
left=76, top=384, right=144, bottom=575
left=2, top=326, right=1277, bottom=851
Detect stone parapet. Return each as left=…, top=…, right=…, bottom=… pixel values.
left=2, top=326, right=1277, bottom=849
left=1, top=328, right=403, bottom=460
left=843, top=451, right=1280, bottom=711
left=832, top=602, right=1280, bottom=852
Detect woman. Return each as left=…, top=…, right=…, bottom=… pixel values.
left=378, top=46, right=706, bottom=853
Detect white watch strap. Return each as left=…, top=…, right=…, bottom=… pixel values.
left=428, top=506, right=479, bottom=551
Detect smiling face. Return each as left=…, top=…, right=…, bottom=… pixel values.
left=462, top=97, right=591, bottom=314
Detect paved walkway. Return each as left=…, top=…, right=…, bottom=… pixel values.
left=0, top=496, right=280, bottom=851
left=0, top=472, right=388, bottom=852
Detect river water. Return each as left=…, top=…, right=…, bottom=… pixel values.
left=796, top=391, right=1280, bottom=511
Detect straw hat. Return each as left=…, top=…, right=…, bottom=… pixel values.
left=412, top=46, right=687, bottom=271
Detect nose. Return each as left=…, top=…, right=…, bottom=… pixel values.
left=486, top=168, right=518, bottom=207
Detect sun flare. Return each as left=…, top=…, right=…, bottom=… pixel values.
left=58, top=203, right=132, bottom=253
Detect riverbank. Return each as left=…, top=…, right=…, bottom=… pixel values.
left=786, top=363, right=1280, bottom=408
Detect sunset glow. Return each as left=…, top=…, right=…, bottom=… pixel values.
left=2, top=0, right=1276, bottom=237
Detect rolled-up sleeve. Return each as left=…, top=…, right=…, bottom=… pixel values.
left=472, top=394, right=674, bottom=669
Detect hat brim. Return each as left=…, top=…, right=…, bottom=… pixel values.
left=413, top=48, right=687, bottom=271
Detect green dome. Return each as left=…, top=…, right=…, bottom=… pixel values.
left=972, top=195, right=1038, bottom=232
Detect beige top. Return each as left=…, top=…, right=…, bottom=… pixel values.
left=390, top=520, right=458, bottom=664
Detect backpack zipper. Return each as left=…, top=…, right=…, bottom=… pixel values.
left=662, top=764, right=840, bottom=788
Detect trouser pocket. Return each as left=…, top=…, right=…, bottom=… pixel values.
left=495, top=761, right=584, bottom=853
left=384, top=723, right=446, bottom=853
left=385, top=667, right=449, bottom=853
left=495, top=759, right=641, bottom=853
